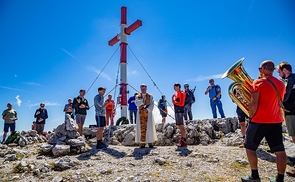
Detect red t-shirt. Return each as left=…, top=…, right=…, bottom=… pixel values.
left=251, top=75, right=286, bottom=123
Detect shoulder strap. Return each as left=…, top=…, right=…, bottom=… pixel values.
left=266, top=78, right=284, bottom=108
left=265, top=78, right=287, bottom=119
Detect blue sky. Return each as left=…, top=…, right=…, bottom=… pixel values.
left=0, top=0, right=294, bottom=133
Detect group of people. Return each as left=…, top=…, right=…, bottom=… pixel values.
left=1, top=60, right=295, bottom=180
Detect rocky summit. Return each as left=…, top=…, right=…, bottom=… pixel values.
left=0, top=117, right=294, bottom=182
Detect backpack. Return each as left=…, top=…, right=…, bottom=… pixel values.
left=158, top=99, right=166, bottom=109
left=214, top=85, right=222, bottom=99
left=4, top=131, right=20, bottom=144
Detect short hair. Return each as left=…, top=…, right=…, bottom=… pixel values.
left=161, top=95, right=165, bottom=99
left=7, top=103, right=12, bottom=106
left=80, top=89, right=86, bottom=93
left=261, top=60, right=275, bottom=71
left=98, top=86, right=106, bottom=91
left=276, top=62, right=292, bottom=72
left=174, top=82, right=181, bottom=88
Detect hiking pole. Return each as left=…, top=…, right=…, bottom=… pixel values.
left=154, top=103, right=175, bottom=120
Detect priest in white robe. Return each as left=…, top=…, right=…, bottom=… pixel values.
left=135, top=84, right=157, bottom=148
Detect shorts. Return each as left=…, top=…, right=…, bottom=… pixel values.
left=76, top=114, right=86, bottom=125
left=244, top=122, right=284, bottom=152
left=175, top=113, right=184, bottom=126
left=285, top=115, right=295, bottom=136
left=236, top=107, right=248, bottom=122
left=160, top=110, right=167, bottom=117
left=4, top=123, right=16, bottom=133
left=96, top=115, right=106, bottom=127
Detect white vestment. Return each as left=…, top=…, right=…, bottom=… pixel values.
left=135, top=93, right=157, bottom=143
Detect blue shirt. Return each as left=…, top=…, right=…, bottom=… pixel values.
left=208, top=85, right=221, bottom=100
left=128, top=96, right=138, bottom=110
left=94, top=94, right=106, bottom=116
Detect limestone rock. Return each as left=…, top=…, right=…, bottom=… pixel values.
left=67, top=139, right=85, bottom=147
left=28, top=130, right=38, bottom=137
left=122, top=132, right=135, bottom=146
left=40, top=144, right=54, bottom=153
left=65, top=114, right=78, bottom=131
left=52, top=145, right=70, bottom=156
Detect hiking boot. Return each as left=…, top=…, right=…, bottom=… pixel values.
left=241, top=175, right=261, bottom=182
left=177, top=140, right=187, bottom=147
left=140, top=143, right=146, bottom=148
left=286, top=169, right=295, bottom=177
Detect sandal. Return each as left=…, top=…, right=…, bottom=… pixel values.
left=286, top=170, right=295, bottom=177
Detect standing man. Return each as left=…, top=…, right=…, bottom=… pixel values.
left=242, top=60, right=287, bottom=182
left=94, top=86, right=108, bottom=149
left=183, top=83, right=195, bottom=121
left=172, top=83, right=187, bottom=147
left=158, top=95, right=167, bottom=124
left=276, top=62, right=295, bottom=177
left=34, top=103, right=48, bottom=135
left=135, top=84, right=157, bottom=148
left=2, top=103, right=18, bottom=143
left=233, top=88, right=248, bottom=148
left=205, top=79, right=225, bottom=118
left=128, top=93, right=138, bottom=124
left=63, top=98, right=74, bottom=119
left=105, top=94, right=116, bottom=126
left=73, top=89, right=89, bottom=136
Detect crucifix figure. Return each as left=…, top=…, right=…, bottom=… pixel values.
left=108, top=6, right=142, bottom=118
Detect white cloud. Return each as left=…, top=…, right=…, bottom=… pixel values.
left=22, top=82, right=42, bottom=86
left=27, top=102, right=59, bottom=107
left=186, top=73, right=224, bottom=82
left=86, top=65, right=112, bottom=81
left=15, top=95, right=22, bottom=107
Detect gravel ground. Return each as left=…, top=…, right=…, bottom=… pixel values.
left=0, top=142, right=294, bottom=182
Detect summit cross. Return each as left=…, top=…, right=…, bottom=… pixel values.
left=108, top=6, right=142, bottom=118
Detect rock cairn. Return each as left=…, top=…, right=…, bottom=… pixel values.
left=41, top=114, right=89, bottom=156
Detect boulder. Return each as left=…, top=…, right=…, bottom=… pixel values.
left=122, top=132, right=135, bottom=146
left=28, top=130, right=38, bottom=137
left=52, top=145, right=70, bottom=156
left=40, top=144, right=54, bottom=153
left=66, top=139, right=85, bottom=147
left=65, top=114, right=78, bottom=131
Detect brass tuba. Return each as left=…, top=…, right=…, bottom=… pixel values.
left=221, top=58, right=253, bottom=117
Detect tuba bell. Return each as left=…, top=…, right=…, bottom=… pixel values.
left=221, top=58, right=253, bottom=117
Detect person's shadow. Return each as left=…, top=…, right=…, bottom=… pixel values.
left=77, top=145, right=126, bottom=160
left=175, top=146, right=192, bottom=157
left=256, top=148, right=276, bottom=163
left=132, top=147, right=155, bottom=160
